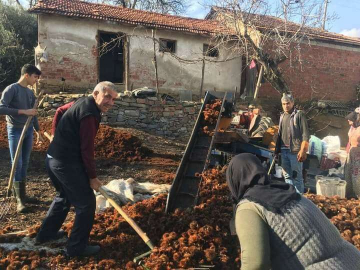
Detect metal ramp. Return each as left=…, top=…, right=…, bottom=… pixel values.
left=165, top=91, right=234, bottom=213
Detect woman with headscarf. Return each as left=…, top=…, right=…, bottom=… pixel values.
left=345, top=111, right=360, bottom=198
left=226, top=153, right=360, bottom=270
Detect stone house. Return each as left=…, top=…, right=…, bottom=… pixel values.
left=30, top=0, right=241, bottom=98
left=30, top=0, right=360, bottom=102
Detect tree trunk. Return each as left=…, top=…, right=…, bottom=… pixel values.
left=244, top=31, right=290, bottom=95
left=15, top=0, right=24, bottom=9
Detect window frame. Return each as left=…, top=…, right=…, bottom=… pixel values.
left=203, top=44, right=219, bottom=58
left=159, top=38, right=177, bottom=53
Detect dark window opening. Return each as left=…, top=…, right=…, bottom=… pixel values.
left=99, top=32, right=124, bottom=83
left=203, top=44, right=219, bottom=58
left=159, top=39, right=176, bottom=53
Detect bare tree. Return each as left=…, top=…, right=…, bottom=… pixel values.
left=14, top=0, right=24, bottom=9
left=9, top=0, right=38, bottom=8
left=208, top=0, right=331, bottom=95
left=28, top=0, right=38, bottom=8
left=90, top=0, right=188, bottom=14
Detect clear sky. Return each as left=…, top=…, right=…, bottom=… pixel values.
left=186, top=0, right=360, bottom=38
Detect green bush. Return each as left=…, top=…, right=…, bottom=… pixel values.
left=0, top=2, right=37, bottom=91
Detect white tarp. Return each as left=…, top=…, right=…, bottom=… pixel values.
left=95, top=178, right=170, bottom=212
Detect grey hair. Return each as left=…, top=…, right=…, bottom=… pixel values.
left=93, top=81, right=117, bottom=93
left=281, top=93, right=294, bottom=103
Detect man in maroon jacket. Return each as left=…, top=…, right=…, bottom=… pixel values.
left=35, top=81, right=118, bottom=257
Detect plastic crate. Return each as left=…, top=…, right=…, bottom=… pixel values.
left=316, top=178, right=346, bottom=198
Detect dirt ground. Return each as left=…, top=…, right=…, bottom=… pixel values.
left=0, top=117, right=185, bottom=231
left=1, top=112, right=360, bottom=269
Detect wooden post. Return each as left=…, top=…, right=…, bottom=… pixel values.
left=34, top=81, right=39, bottom=95
left=152, top=29, right=159, bottom=94
left=238, top=57, right=242, bottom=101
left=200, top=57, right=205, bottom=101
left=253, top=65, right=264, bottom=99
left=124, top=36, right=130, bottom=92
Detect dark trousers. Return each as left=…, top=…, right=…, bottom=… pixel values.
left=37, top=156, right=96, bottom=256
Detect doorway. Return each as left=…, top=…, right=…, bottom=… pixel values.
left=99, top=32, right=124, bottom=83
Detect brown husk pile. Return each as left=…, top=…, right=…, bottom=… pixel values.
left=305, top=194, right=360, bottom=250
left=0, top=166, right=359, bottom=269
left=202, top=99, right=222, bottom=136
left=0, top=117, right=152, bottom=162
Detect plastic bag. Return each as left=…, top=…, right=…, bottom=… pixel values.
left=322, top=136, right=341, bottom=154
left=308, top=135, right=323, bottom=161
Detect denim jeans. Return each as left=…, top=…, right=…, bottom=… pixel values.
left=7, top=125, right=34, bottom=182
left=281, top=148, right=304, bottom=194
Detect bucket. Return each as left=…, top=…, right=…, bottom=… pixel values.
left=316, top=177, right=346, bottom=198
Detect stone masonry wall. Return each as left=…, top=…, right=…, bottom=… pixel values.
left=40, top=94, right=200, bottom=140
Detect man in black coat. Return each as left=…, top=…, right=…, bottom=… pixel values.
left=36, top=81, right=118, bottom=257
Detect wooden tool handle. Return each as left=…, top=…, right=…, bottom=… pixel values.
left=99, top=187, right=154, bottom=250
left=43, top=131, right=52, bottom=141
left=267, top=157, right=276, bottom=176
left=6, top=91, right=44, bottom=197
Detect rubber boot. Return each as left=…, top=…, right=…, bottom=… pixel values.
left=13, top=181, right=27, bottom=213
left=22, top=179, right=38, bottom=204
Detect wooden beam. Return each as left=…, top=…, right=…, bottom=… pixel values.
left=152, top=30, right=159, bottom=94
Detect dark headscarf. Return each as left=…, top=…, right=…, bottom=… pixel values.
left=226, top=153, right=300, bottom=212
left=346, top=112, right=359, bottom=127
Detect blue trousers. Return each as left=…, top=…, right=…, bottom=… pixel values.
left=281, top=148, right=304, bottom=194
left=7, top=125, right=33, bottom=182
left=36, top=156, right=96, bottom=256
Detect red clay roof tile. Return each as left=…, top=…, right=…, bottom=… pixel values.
left=29, top=0, right=360, bottom=46
left=208, top=6, right=360, bottom=47
left=30, top=0, right=228, bottom=36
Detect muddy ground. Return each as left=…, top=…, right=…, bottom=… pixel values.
left=0, top=117, right=185, bottom=231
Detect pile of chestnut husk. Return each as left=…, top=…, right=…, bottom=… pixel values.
left=1, top=167, right=359, bottom=269
left=305, top=194, right=360, bottom=250
left=202, top=99, right=222, bottom=136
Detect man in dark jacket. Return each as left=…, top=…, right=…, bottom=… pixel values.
left=276, top=93, right=309, bottom=194
left=35, top=81, right=118, bottom=257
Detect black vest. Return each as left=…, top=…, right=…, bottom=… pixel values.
left=48, top=96, right=101, bottom=162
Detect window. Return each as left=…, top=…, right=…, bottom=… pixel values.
left=159, top=38, right=176, bottom=53
left=203, top=44, right=219, bottom=58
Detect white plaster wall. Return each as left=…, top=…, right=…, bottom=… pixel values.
left=38, top=15, right=97, bottom=64
left=129, top=29, right=241, bottom=93
left=38, top=14, right=241, bottom=94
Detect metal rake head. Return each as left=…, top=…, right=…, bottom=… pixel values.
left=0, top=197, right=14, bottom=221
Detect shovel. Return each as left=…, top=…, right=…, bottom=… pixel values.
left=98, top=186, right=154, bottom=261
left=0, top=91, right=44, bottom=220
left=42, top=133, right=154, bottom=262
